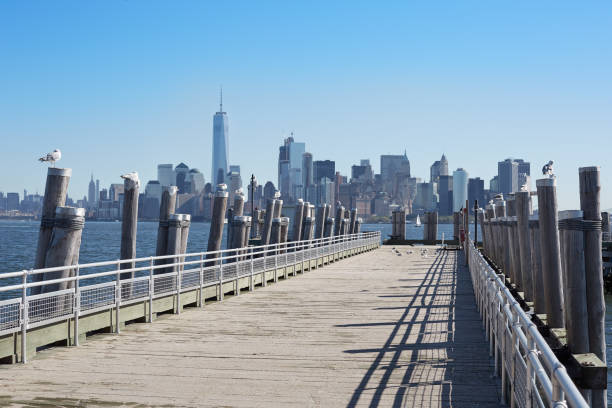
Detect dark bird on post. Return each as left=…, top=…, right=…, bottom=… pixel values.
left=542, top=160, right=554, bottom=177
left=38, top=149, right=61, bottom=167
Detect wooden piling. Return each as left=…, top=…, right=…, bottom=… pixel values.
left=270, top=217, right=282, bottom=245
left=167, top=214, right=184, bottom=272
left=558, top=210, right=590, bottom=353
left=578, top=166, right=606, bottom=408
left=334, top=206, right=345, bottom=236
left=233, top=192, right=245, bottom=216
left=536, top=178, right=565, bottom=328
left=230, top=216, right=250, bottom=249
left=261, top=198, right=276, bottom=245
left=120, top=173, right=140, bottom=280
left=515, top=191, right=532, bottom=301
left=280, top=217, right=289, bottom=244
left=292, top=199, right=305, bottom=241
left=349, top=209, right=357, bottom=235
left=324, top=217, right=335, bottom=238
left=302, top=217, right=314, bottom=241
left=601, top=211, right=610, bottom=241
left=273, top=199, right=283, bottom=219
left=355, top=217, right=362, bottom=234
left=155, top=186, right=177, bottom=269
left=315, top=205, right=326, bottom=239
left=529, top=216, right=545, bottom=314
left=32, top=168, right=71, bottom=295
left=206, top=184, right=228, bottom=263
left=40, top=207, right=85, bottom=293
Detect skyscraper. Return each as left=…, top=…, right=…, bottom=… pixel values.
left=302, top=152, right=313, bottom=200
left=430, top=154, right=449, bottom=184
left=313, top=160, right=335, bottom=184
left=468, top=177, right=485, bottom=212
left=212, top=90, right=229, bottom=187
left=88, top=174, right=96, bottom=206
left=277, top=135, right=305, bottom=202
left=157, top=164, right=174, bottom=187
left=452, top=168, right=469, bottom=212
left=438, top=175, right=453, bottom=216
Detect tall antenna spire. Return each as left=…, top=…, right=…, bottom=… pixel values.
left=219, top=86, right=223, bottom=112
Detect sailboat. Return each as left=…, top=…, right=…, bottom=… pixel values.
left=415, top=214, right=422, bottom=227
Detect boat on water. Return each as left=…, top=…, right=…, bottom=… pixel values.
left=415, top=214, right=422, bottom=227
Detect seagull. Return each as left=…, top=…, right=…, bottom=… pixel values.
left=120, top=172, right=140, bottom=190
left=542, top=160, right=554, bottom=177
left=38, top=149, right=61, bottom=167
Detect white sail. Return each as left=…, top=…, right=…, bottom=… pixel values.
left=416, top=214, right=421, bottom=227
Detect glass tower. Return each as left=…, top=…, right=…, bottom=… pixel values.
left=211, top=90, right=229, bottom=187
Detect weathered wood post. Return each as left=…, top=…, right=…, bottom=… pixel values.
left=273, top=198, right=283, bottom=219
left=32, top=167, right=72, bottom=295
left=324, top=217, right=335, bottom=238
left=230, top=216, right=250, bottom=249
left=302, top=217, right=314, bottom=241
left=226, top=208, right=234, bottom=250
left=280, top=217, right=289, bottom=244
left=349, top=208, right=357, bottom=235
left=558, top=211, right=590, bottom=358
left=315, top=205, right=326, bottom=239
left=120, top=173, right=140, bottom=280
left=516, top=191, right=533, bottom=301
left=180, top=214, right=190, bottom=268
left=578, top=166, right=606, bottom=408
left=41, top=207, right=85, bottom=293
left=494, top=199, right=506, bottom=269
left=233, top=191, right=245, bottom=216
left=431, top=212, right=438, bottom=242
left=355, top=217, right=362, bottom=234
left=270, top=217, right=282, bottom=245
left=244, top=216, right=252, bottom=247
left=334, top=205, right=345, bottom=236
left=155, top=186, right=177, bottom=270
left=505, top=195, right=519, bottom=287
left=477, top=209, right=485, bottom=250
left=536, top=178, right=565, bottom=328
left=293, top=199, right=305, bottom=241
left=206, top=184, right=228, bottom=264
left=453, top=212, right=460, bottom=241
left=167, top=214, right=184, bottom=272
left=251, top=209, right=261, bottom=238
left=262, top=198, right=276, bottom=245
left=529, top=215, right=545, bottom=314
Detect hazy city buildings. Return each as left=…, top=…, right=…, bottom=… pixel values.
left=498, top=158, right=530, bottom=195
left=468, top=177, right=485, bottom=212
left=88, top=175, right=96, bottom=207
left=438, top=175, right=453, bottom=216
left=157, top=164, right=174, bottom=187
left=277, top=135, right=305, bottom=203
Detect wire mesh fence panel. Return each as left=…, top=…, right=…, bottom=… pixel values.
left=514, top=351, right=528, bottom=408
left=238, top=260, right=250, bottom=277
left=265, top=256, right=275, bottom=270
left=28, top=290, right=74, bottom=324
left=202, top=266, right=219, bottom=284
left=121, top=277, right=149, bottom=302
left=505, top=330, right=513, bottom=372
left=80, top=282, right=115, bottom=312
left=0, top=298, right=20, bottom=334
left=223, top=263, right=237, bottom=280
left=181, top=269, right=200, bottom=289
left=253, top=258, right=264, bottom=273
left=154, top=274, right=176, bottom=295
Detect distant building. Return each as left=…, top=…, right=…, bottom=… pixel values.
left=88, top=174, right=96, bottom=206
left=416, top=182, right=435, bottom=211
left=351, top=159, right=373, bottom=182
left=145, top=180, right=162, bottom=202
left=6, top=193, right=19, bottom=211
left=109, top=184, right=124, bottom=202
left=175, top=162, right=190, bottom=193
left=489, top=176, right=499, bottom=194
left=302, top=152, right=313, bottom=201
left=277, top=135, right=305, bottom=203
left=498, top=159, right=518, bottom=195
left=189, top=169, right=205, bottom=193
left=315, top=177, right=335, bottom=207
left=313, top=160, right=335, bottom=184
left=438, top=175, right=453, bottom=216
left=452, top=168, right=469, bottom=212
left=468, top=178, right=485, bottom=212
left=157, top=164, right=174, bottom=187
left=430, top=154, right=449, bottom=184
left=212, top=91, right=229, bottom=186
left=227, top=166, right=242, bottom=204
left=381, top=152, right=410, bottom=194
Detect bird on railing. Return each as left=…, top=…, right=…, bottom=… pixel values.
left=38, top=149, right=61, bottom=167
left=542, top=160, right=554, bottom=178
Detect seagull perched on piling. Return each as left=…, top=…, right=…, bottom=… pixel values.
left=542, top=160, right=554, bottom=178
left=120, top=172, right=140, bottom=190
left=38, top=149, right=61, bottom=167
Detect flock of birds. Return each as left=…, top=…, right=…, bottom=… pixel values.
left=391, top=247, right=432, bottom=258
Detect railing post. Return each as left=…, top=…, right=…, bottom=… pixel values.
left=262, top=248, right=267, bottom=287
left=250, top=250, right=254, bottom=291
left=20, top=270, right=28, bottom=363
left=149, top=257, right=154, bottom=322
left=199, top=254, right=204, bottom=307
left=218, top=262, right=224, bottom=301
left=274, top=245, right=278, bottom=282
left=73, top=266, right=80, bottom=346
left=115, top=260, right=121, bottom=334
left=176, top=255, right=181, bottom=314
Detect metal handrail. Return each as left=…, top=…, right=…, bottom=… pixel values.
left=0, top=231, right=380, bottom=363
left=466, top=237, right=588, bottom=408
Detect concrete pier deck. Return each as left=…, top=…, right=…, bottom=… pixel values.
left=0, top=246, right=500, bottom=407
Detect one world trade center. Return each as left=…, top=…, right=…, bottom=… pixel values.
left=211, top=89, right=229, bottom=186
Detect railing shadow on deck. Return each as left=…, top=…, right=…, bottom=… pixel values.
left=338, top=250, right=498, bottom=408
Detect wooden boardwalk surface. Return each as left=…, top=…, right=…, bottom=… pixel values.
left=0, top=246, right=500, bottom=407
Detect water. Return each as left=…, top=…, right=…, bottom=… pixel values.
left=0, top=220, right=609, bottom=396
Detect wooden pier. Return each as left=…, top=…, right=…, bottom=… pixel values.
left=0, top=246, right=500, bottom=407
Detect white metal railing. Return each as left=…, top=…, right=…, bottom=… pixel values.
left=0, top=231, right=380, bottom=363
left=466, top=238, right=588, bottom=408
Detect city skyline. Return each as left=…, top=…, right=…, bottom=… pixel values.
left=1, top=2, right=611, bottom=210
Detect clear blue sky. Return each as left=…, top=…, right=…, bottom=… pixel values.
left=1, top=1, right=611, bottom=210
